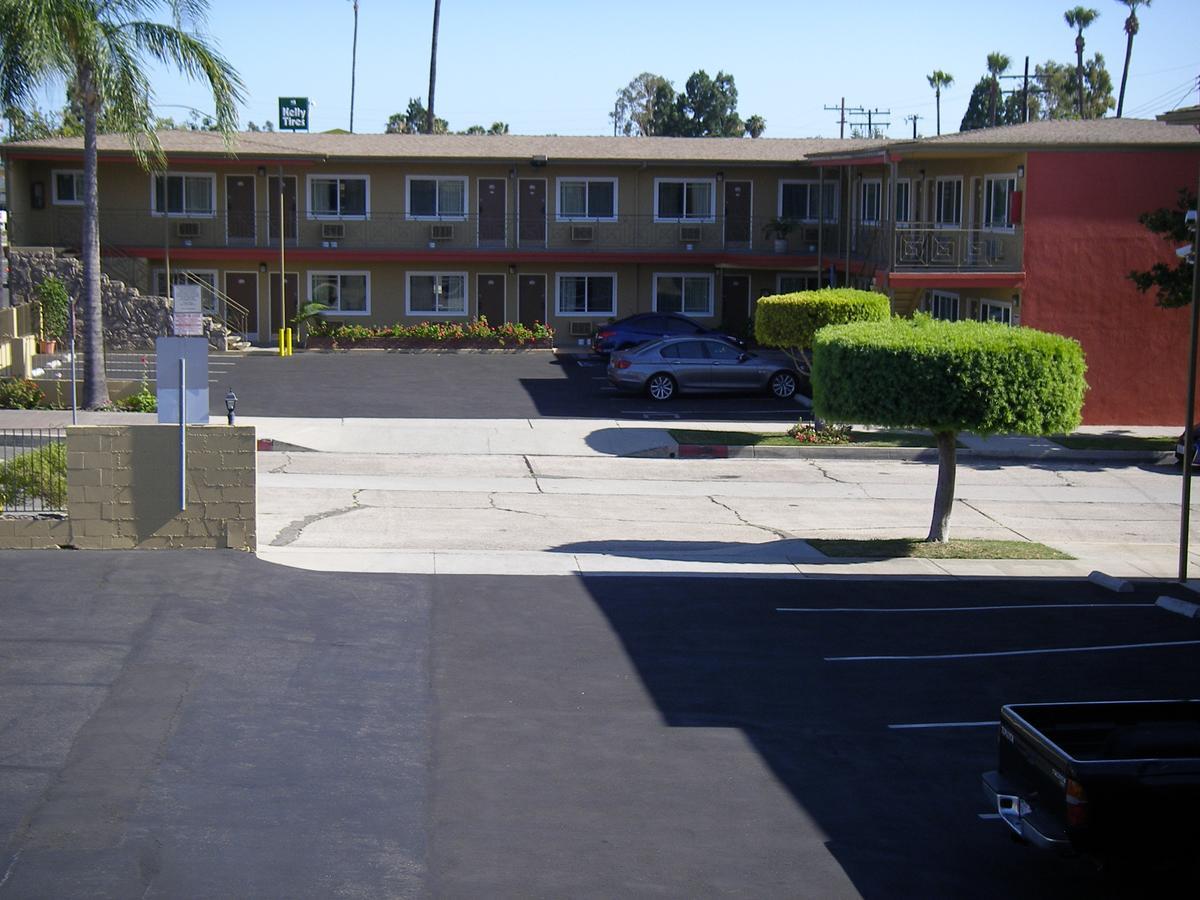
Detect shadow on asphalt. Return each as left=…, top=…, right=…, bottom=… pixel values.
left=579, top=575, right=1200, bottom=898
left=554, top=538, right=820, bottom=563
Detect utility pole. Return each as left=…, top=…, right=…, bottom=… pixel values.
left=848, top=107, right=890, bottom=138
left=1021, top=56, right=1030, bottom=123
left=823, top=98, right=847, bottom=139
left=348, top=0, right=359, bottom=133
left=905, top=114, right=922, bottom=139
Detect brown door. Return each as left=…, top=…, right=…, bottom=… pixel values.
left=268, top=272, right=298, bottom=336
left=724, top=181, right=752, bottom=246
left=477, top=273, right=505, bottom=323
left=721, top=274, right=751, bottom=336
left=518, top=179, right=545, bottom=246
left=223, top=271, right=259, bottom=338
left=478, top=178, right=506, bottom=245
left=267, top=176, right=297, bottom=242
left=226, top=175, right=256, bottom=244
left=517, top=274, right=546, bottom=327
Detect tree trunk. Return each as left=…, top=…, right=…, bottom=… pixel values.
left=79, top=68, right=109, bottom=408
left=935, top=87, right=941, bottom=136
left=1075, top=37, right=1085, bottom=118
left=426, top=0, right=441, bottom=134
left=989, top=81, right=997, bottom=128
left=926, top=430, right=957, bottom=542
left=1117, top=24, right=1135, bottom=118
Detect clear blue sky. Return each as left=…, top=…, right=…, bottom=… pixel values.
left=50, top=0, right=1200, bottom=137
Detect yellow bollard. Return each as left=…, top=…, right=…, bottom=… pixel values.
left=278, top=327, right=285, bottom=356
left=286, top=327, right=294, bottom=356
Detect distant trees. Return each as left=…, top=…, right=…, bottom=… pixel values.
left=384, top=100, right=507, bottom=136
left=960, top=78, right=1025, bottom=131
left=1064, top=6, right=1101, bottom=117
left=986, top=53, right=1012, bottom=127
left=1033, top=55, right=1115, bottom=119
left=926, top=70, right=954, bottom=135
left=609, top=69, right=764, bottom=137
left=1115, top=0, right=1152, bottom=118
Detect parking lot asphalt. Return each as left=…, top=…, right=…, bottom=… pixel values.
left=3, top=551, right=1199, bottom=897
left=202, top=350, right=804, bottom=422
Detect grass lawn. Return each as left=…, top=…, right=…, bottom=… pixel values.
left=1049, top=434, right=1175, bottom=452
left=808, top=538, right=1074, bottom=560
left=668, top=428, right=941, bottom=448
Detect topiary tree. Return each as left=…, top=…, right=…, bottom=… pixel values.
left=813, top=316, right=1087, bottom=542
left=754, top=288, right=891, bottom=379
left=36, top=276, right=70, bottom=343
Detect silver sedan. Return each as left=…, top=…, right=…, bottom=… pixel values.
left=607, top=337, right=800, bottom=401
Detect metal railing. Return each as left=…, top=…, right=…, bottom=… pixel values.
left=0, top=428, right=67, bottom=514
left=894, top=227, right=1022, bottom=271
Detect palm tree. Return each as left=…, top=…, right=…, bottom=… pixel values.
left=986, top=53, right=1011, bottom=128
left=426, top=0, right=441, bottom=134
left=926, top=70, right=954, bottom=135
left=348, top=0, right=359, bottom=132
left=0, top=0, right=242, bottom=408
left=1115, top=0, right=1150, bottom=118
left=1064, top=6, right=1100, bottom=118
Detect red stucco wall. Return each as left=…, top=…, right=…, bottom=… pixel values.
left=1024, top=149, right=1199, bottom=424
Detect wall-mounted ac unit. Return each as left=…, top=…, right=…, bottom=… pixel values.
left=321, top=223, right=345, bottom=239
left=679, top=224, right=703, bottom=242
left=569, top=321, right=593, bottom=337
left=176, top=222, right=201, bottom=238
left=570, top=225, right=594, bottom=241
left=429, top=223, right=454, bottom=241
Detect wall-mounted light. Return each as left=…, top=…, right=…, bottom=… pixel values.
left=716, top=171, right=724, bottom=182
left=918, top=168, right=926, bottom=179
left=530, top=154, right=548, bottom=167
left=257, top=165, right=266, bottom=177
left=1017, top=164, right=1025, bottom=179
left=259, top=262, right=268, bottom=274
left=508, top=264, right=517, bottom=276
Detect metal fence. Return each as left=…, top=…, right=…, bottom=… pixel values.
left=0, top=428, right=67, bottom=514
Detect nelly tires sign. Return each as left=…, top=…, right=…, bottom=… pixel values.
left=278, top=97, right=309, bottom=131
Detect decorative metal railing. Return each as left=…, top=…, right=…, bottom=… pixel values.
left=894, top=227, right=1022, bottom=271
left=0, top=428, right=67, bottom=514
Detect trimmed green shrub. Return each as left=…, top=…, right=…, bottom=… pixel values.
left=812, top=316, right=1087, bottom=541
left=0, top=442, right=67, bottom=510
left=308, top=316, right=554, bottom=345
left=755, top=288, right=891, bottom=362
left=36, top=276, right=70, bottom=342
left=0, top=378, right=48, bottom=409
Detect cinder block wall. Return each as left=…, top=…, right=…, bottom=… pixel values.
left=65, top=424, right=256, bottom=550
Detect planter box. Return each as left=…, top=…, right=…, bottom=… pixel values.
left=305, top=336, right=554, bottom=351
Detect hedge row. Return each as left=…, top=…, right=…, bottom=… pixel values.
left=754, top=288, right=891, bottom=349
left=308, top=316, right=553, bottom=344
left=812, top=316, right=1087, bottom=435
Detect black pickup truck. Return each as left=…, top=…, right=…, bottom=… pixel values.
left=982, top=700, right=1200, bottom=861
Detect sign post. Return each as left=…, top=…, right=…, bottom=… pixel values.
left=278, top=97, right=309, bottom=132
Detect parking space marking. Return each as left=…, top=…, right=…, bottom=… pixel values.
left=778, top=603, right=1148, bottom=614
left=827, top=638, right=1200, bottom=662
left=978, top=813, right=1003, bottom=820
left=887, top=721, right=999, bottom=730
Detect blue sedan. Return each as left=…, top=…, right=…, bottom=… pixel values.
left=592, top=312, right=743, bottom=355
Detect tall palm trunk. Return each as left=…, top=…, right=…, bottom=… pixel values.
left=79, top=66, right=108, bottom=407
left=426, top=0, right=440, bottom=134
left=1075, top=35, right=1086, bottom=117
left=935, top=86, right=941, bottom=135
left=989, top=81, right=997, bottom=128
left=1117, top=17, right=1136, bottom=118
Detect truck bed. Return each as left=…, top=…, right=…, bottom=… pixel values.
left=1009, top=700, right=1200, bottom=762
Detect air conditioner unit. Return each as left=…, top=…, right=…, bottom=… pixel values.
left=570, top=225, right=594, bottom=241
left=322, top=223, right=345, bottom=239
left=176, top=222, right=201, bottom=238
left=429, top=223, right=454, bottom=241
left=679, top=224, right=703, bottom=242
left=569, top=321, right=593, bottom=337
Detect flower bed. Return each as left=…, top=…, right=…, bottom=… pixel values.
left=306, top=317, right=554, bottom=350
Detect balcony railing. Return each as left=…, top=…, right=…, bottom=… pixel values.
left=893, top=227, right=1022, bottom=272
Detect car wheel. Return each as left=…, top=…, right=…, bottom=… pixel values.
left=646, top=373, right=676, bottom=401
left=769, top=371, right=797, bottom=399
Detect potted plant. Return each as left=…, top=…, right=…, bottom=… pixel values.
left=289, top=301, right=332, bottom=348
left=36, top=276, right=70, bottom=355
left=762, top=217, right=796, bottom=253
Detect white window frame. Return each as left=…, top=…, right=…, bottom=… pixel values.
left=52, top=169, right=84, bottom=206
left=555, top=272, right=617, bottom=316
left=152, top=268, right=219, bottom=312
left=983, top=173, right=1017, bottom=232
left=979, top=299, right=1013, bottom=325
left=307, top=270, right=371, bottom=316
left=778, top=180, right=840, bottom=224
left=405, top=175, right=469, bottom=221
left=934, top=176, right=963, bottom=228
left=894, top=178, right=912, bottom=225
left=305, top=174, right=370, bottom=220
left=926, top=290, right=960, bottom=321
left=405, top=271, right=468, bottom=316
left=859, top=178, right=883, bottom=226
left=653, top=178, right=716, bottom=223
left=776, top=273, right=819, bottom=294
left=652, top=272, right=715, bottom=317
left=150, top=172, right=217, bottom=218
left=555, top=177, right=618, bottom=222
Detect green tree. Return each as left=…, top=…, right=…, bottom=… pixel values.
left=960, top=77, right=1024, bottom=131
left=744, top=114, right=766, bottom=139
left=610, top=72, right=671, bottom=136
left=813, top=317, right=1087, bottom=541
left=386, top=98, right=447, bottom=134
left=1064, top=6, right=1100, bottom=117
left=1032, top=55, right=1114, bottom=119
left=926, top=70, right=954, bottom=135
left=648, top=70, right=763, bottom=138
left=0, top=0, right=242, bottom=409
left=1115, top=0, right=1151, bottom=118
left=754, top=288, right=891, bottom=379
left=986, top=52, right=1011, bottom=127
left=1129, top=188, right=1196, bottom=308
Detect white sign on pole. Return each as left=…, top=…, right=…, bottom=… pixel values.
left=173, top=283, right=203, bottom=313
left=173, top=313, right=204, bottom=336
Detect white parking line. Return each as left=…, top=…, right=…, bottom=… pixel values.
left=827, top=638, right=1200, bottom=662
left=978, top=813, right=1003, bottom=820
left=887, top=721, right=1000, bottom=730
left=778, top=603, right=1148, bottom=614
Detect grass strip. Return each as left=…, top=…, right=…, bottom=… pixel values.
left=1049, top=434, right=1175, bottom=451
left=668, top=428, right=941, bottom=448
left=808, top=538, right=1073, bottom=560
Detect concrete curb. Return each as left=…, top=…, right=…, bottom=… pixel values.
left=670, top=442, right=1176, bottom=464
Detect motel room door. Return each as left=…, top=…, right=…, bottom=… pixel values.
left=478, top=178, right=507, bottom=245
left=268, top=273, right=298, bottom=339
left=226, top=174, right=256, bottom=245
left=518, top=274, right=546, bottom=327
left=721, top=273, right=751, bottom=336
left=477, top=273, right=506, bottom=323
left=223, top=271, right=259, bottom=341
left=724, top=181, right=752, bottom=248
left=267, top=176, right=298, bottom=243
left=518, top=179, right=546, bottom=247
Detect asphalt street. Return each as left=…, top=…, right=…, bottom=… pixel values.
left=2, top=551, right=1198, bottom=897
left=200, top=351, right=804, bottom=422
